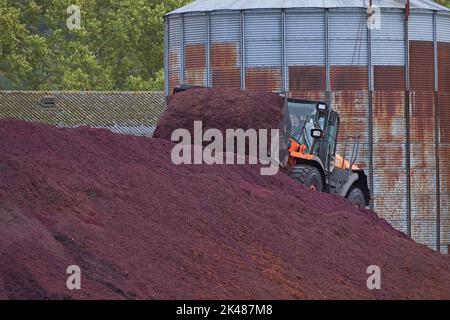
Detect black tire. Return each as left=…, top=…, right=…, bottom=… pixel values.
left=346, top=187, right=366, bottom=208
left=289, top=165, right=323, bottom=192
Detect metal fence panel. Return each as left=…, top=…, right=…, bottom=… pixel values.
left=0, top=92, right=166, bottom=137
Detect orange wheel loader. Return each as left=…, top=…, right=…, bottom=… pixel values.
left=172, top=86, right=371, bottom=208
left=278, top=97, right=371, bottom=208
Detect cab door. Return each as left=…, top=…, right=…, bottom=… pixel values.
left=316, top=110, right=339, bottom=173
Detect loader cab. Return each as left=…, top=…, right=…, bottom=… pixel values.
left=287, top=99, right=339, bottom=172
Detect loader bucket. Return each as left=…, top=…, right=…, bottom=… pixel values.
left=278, top=95, right=292, bottom=169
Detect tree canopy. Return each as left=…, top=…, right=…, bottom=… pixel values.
left=0, top=0, right=190, bottom=90
left=1, top=0, right=449, bottom=91
left=437, top=0, right=450, bottom=8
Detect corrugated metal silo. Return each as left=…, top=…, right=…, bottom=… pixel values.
left=164, top=0, right=450, bottom=252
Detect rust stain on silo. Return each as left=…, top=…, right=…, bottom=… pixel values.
left=169, top=49, right=179, bottom=70
left=169, top=73, right=181, bottom=93
left=409, top=91, right=436, bottom=224
left=330, top=66, right=369, bottom=91
left=211, top=43, right=241, bottom=88
left=438, top=42, right=450, bottom=93
left=440, top=145, right=450, bottom=250
left=211, top=69, right=241, bottom=88
left=439, top=92, right=450, bottom=240
left=332, top=91, right=368, bottom=117
left=168, top=49, right=181, bottom=93
left=439, top=93, right=450, bottom=143
left=372, top=91, right=407, bottom=222
left=288, top=66, right=326, bottom=91
left=438, top=91, right=450, bottom=248
left=374, top=66, right=405, bottom=91
left=184, top=44, right=206, bottom=86
left=245, top=67, right=282, bottom=92
left=332, top=91, right=369, bottom=170
left=211, top=43, right=239, bottom=68
left=288, top=91, right=327, bottom=102
left=185, top=44, right=206, bottom=69
left=409, top=91, right=435, bottom=145
left=409, top=41, right=435, bottom=92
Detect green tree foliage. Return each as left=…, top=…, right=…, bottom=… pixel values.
left=437, top=0, right=450, bottom=7
left=1, top=0, right=449, bottom=91
left=0, top=0, right=190, bottom=90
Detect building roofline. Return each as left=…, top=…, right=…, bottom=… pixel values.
left=166, top=0, right=449, bottom=16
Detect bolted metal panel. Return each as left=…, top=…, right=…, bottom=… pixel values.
left=440, top=92, right=450, bottom=251
left=183, top=13, right=207, bottom=86
left=409, top=11, right=434, bottom=40
left=409, top=91, right=437, bottom=248
left=329, top=9, right=368, bottom=66
left=438, top=42, right=450, bottom=92
left=409, top=40, right=435, bottom=91
left=285, top=9, right=326, bottom=93
left=372, top=9, right=405, bottom=66
left=168, top=15, right=182, bottom=94
left=209, top=12, right=242, bottom=88
left=332, top=91, right=370, bottom=171
left=372, top=91, right=408, bottom=225
left=244, top=10, right=283, bottom=91
left=437, top=13, right=450, bottom=43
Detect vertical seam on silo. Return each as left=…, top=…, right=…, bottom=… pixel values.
left=206, top=12, right=211, bottom=88
left=164, top=16, right=169, bottom=95
left=241, top=11, right=246, bottom=90
left=282, top=9, right=287, bottom=94
left=181, top=14, right=185, bottom=85
left=434, top=10, right=441, bottom=252
left=405, top=10, right=412, bottom=238
left=325, top=9, right=330, bottom=93
left=368, top=8, right=375, bottom=211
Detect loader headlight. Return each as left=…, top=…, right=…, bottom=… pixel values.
left=317, top=103, right=327, bottom=111
left=311, top=128, right=324, bottom=139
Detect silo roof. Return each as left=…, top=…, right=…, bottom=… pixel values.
left=167, top=0, right=450, bottom=15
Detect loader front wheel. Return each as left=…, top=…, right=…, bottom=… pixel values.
left=346, top=187, right=366, bottom=208
left=289, top=165, right=323, bottom=192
